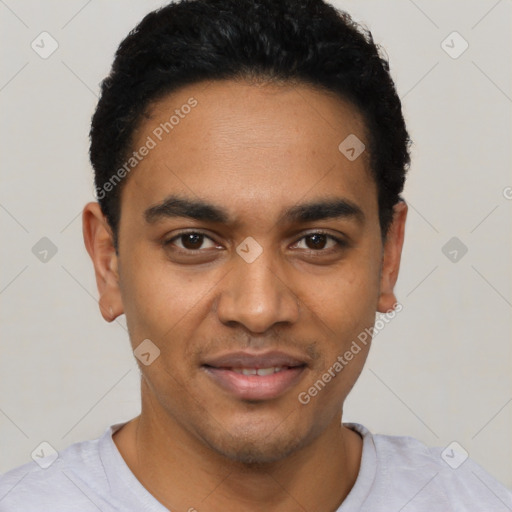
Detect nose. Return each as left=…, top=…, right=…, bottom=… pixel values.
left=215, top=249, right=300, bottom=334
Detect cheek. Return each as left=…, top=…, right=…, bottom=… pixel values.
left=118, top=253, right=193, bottom=342
left=299, top=266, right=378, bottom=405
left=304, top=256, right=381, bottom=337
left=119, top=248, right=225, bottom=360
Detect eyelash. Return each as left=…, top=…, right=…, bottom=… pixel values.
left=163, top=230, right=348, bottom=255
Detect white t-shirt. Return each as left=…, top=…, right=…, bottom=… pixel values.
left=1, top=421, right=511, bottom=511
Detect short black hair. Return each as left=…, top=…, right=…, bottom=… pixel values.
left=90, top=0, right=410, bottom=247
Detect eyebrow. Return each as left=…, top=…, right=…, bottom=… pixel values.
left=144, top=195, right=364, bottom=225
left=283, top=198, right=364, bottom=224
left=145, top=196, right=229, bottom=224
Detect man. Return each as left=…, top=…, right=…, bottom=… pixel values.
left=1, top=0, right=510, bottom=510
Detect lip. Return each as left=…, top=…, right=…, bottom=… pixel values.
left=203, top=350, right=308, bottom=369
left=202, top=350, right=309, bottom=401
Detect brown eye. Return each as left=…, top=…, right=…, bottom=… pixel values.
left=294, top=232, right=342, bottom=251
left=305, top=233, right=328, bottom=250
left=165, top=232, right=218, bottom=251
left=180, top=233, right=204, bottom=250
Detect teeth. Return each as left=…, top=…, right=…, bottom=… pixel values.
left=232, top=367, right=285, bottom=376
left=256, top=367, right=277, bottom=376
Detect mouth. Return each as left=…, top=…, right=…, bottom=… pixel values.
left=201, top=351, right=308, bottom=401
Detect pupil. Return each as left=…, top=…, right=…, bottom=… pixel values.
left=183, top=233, right=203, bottom=249
left=307, top=234, right=326, bottom=250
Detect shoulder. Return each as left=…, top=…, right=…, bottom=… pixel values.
left=0, top=431, right=116, bottom=512
left=349, top=423, right=512, bottom=510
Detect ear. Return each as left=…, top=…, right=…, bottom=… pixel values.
left=82, top=202, right=123, bottom=322
left=377, top=201, right=407, bottom=313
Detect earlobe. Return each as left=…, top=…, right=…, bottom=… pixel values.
left=82, top=202, right=124, bottom=322
left=377, top=201, right=407, bottom=313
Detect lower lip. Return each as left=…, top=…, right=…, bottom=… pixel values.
left=203, top=366, right=306, bottom=401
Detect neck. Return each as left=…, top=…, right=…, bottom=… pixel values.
left=114, top=389, right=362, bottom=511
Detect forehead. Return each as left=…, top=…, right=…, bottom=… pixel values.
left=121, top=79, right=377, bottom=227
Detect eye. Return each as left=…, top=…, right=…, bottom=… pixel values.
left=165, top=231, right=219, bottom=251
left=163, top=230, right=347, bottom=257
left=292, top=232, right=346, bottom=252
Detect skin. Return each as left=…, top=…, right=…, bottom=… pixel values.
left=83, top=79, right=407, bottom=511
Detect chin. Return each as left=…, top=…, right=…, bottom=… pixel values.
left=214, top=435, right=304, bottom=465
left=199, top=415, right=312, bottom=466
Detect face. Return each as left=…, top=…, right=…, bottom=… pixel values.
left=84, top=79, right=406, bottom=464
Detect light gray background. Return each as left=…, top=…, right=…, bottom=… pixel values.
left=1, top=0, right=511, bottom=488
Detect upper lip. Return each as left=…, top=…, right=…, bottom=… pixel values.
left=202, top=350, right=308, bottom=369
